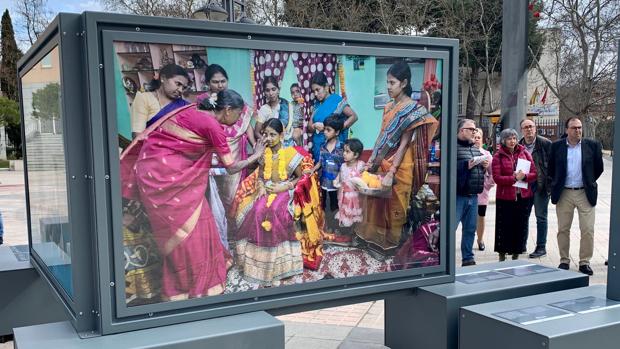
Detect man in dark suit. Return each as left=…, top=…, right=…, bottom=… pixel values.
left=548, top=117, right=604, bottom=276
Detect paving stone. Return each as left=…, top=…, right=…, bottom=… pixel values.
left=338, top=341, right=388, bottom=349
left=284, top=322, right=352, bottom=341
left=345, top=327, right=383, bottom=344
left=285, top=336, right=340, bottom=349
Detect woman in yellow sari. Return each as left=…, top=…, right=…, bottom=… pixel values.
left=356, top=61, right=438, bottom=258
left=232, top=119, right=324, bottom=286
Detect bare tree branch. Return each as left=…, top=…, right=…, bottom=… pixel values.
left=14, top=0, right=53, bottom=46
left=533, top=0, right=619, bottom=120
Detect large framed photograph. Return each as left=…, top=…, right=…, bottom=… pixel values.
left=18, top=12, right=456, bottom=335
left=112, top=37, right=446, bottom=307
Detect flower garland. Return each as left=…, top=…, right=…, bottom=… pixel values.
left=261, top=147, right=288, bottom=231
left=250, top=51, right=256, bottom=107
left=338, top=60, right=346, bottom=100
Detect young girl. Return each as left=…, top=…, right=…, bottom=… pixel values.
left=335, top=138, right=365, bottom=233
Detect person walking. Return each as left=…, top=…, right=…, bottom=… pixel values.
left=456, top=119, right=487, bottom=266
left=548, top=117, right=604, bottom=276
left=519, top=119, right=552, bottom=258
left=492, top=129, right=537, bottom=261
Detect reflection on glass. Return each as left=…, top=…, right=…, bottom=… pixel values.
left=116, top=41, right=443, bottom=306
left=22, top=46, right=72, bottom=296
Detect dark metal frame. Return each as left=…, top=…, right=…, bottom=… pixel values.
left=607, top=41, right=620, bottom=301
left=18, top=11, right=459, bottom=336
left=17, top=13, right=99, bottom=337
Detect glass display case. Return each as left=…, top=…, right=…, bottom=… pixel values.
left=18, top=12, right=458, bottom=337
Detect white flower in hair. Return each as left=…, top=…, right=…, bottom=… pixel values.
left=208, top=93, right=218, bottom=108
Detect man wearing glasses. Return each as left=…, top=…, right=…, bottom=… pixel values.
left=519, top=119, right=552, bottom=258
left=548, top=117, right=603, bottom=275
left=456, top=119, right=488, bottom=266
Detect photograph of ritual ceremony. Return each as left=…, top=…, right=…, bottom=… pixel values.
left=113, top=41, right=444, bottom=305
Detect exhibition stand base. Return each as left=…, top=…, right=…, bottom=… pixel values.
left=0, top=245, right=66, bottom=338
left=460, top=285, right=620, bottom=349
left=13, top=311, right=284, bottom=349
left=385, top=260, right=589, bottom=349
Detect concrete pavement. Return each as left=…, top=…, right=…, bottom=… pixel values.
left=0, top=158, right=613, bottom=348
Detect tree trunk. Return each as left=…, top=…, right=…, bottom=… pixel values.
left=465, top=67, right=479, bottom=119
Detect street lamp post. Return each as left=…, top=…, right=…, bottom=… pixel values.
left=192, top=0, right=256, bottom=24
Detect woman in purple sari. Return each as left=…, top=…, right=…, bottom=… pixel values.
left=121, top=90, right=264, bottom=301
left=130, top=64, right=191, bottom=139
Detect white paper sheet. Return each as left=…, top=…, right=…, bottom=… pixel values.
left=513, top=158, right=531, bottom=189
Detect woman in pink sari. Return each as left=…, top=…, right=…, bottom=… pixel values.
left=121, top=90, right=264, bottom=301
left=201, top=64, right=256, bottom=210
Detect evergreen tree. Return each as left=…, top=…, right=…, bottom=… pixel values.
left=1, top=10, right=23, bottom=102
left=1, top=10, right=23, bottom=156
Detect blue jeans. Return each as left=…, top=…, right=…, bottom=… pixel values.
left=457, top=194, right=478, bottom=262
left=526, top=190, right=549, bottom=247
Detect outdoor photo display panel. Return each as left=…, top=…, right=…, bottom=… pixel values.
left=115, top=40, right=444, bottom=306
left=21, top=46, right=74, bottom=297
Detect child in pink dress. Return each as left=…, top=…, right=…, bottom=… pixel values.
left=335, top=138, right=365, bottom=232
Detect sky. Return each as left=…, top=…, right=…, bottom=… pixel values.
left=0, top=0, right=105, bottom=50
left=0, top=0, right=104, bottom=15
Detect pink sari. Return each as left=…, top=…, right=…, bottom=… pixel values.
left=211, top=105, right=251, bottom=209
left=121, top=104, right=233, bottom=299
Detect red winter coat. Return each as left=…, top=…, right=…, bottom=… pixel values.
left=492, top=144, right=537, bottom=200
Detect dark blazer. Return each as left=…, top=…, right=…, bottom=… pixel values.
left=519, top=135, right=552, bottom=194
left=548, top=138, right=604, bottom=206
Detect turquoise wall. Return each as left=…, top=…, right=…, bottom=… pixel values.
left=341, top=56, right=383, bottom=148
left=206, top=47, right=252, bottom=106
left=114, top=54, right=131, bottom=139
left=374, top=62, right=425, bottom=96
left=278, top=55, right=297, bottom=102
left=113, top=46, right=442, bottom=150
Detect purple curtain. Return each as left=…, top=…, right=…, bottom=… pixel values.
left=252, top=50, right=290, bottom=109
left=290, top=52, right=338, bottom=144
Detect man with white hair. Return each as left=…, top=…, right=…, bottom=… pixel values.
left=519, top=118, right=552, bottom=258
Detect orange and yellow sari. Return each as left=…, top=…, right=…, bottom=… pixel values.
left=356, top=100, right=438, bottom=255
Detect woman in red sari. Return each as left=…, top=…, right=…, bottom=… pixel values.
left=121, top=90, right=264, bottom=301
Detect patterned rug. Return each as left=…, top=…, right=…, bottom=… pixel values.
left=224, top=245, right=439, bottom=293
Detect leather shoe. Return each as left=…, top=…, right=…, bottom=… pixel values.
left=477, top=240, right=485, bottom=251
left=462, top=260, right=476, bottom=267
left=529, top=246, right=547, bottom=258
left=579, top=265, right=594, bottom=276
left=558, top=263, right=569, bottom=270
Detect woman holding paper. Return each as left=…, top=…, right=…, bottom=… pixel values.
left=492, top=128, right=537, bottom=261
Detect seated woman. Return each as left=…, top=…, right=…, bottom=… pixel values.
left=233, top=119, right=324, bottom=286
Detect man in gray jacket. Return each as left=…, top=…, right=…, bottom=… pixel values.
left=519, top=119, right=551, bottom=258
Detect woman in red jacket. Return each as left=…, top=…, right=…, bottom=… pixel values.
left=492, top=128, right=537, bottom=261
